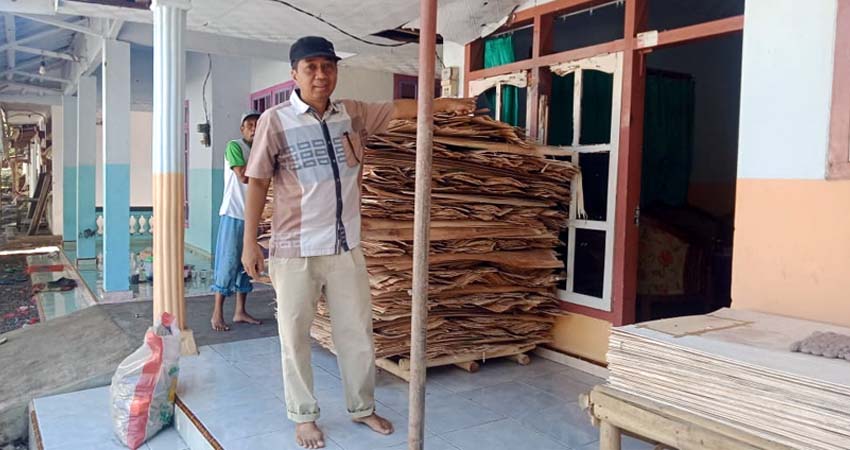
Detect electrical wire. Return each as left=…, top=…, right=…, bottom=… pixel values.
left=202, top=54, right=212, bottom=122
left=265, top=0, right=408, bottom=48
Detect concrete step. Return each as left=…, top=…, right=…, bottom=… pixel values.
left=29, top=386, right=189, bottom=450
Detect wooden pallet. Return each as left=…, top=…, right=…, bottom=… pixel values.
left=376, top=345, right=535, bottom=382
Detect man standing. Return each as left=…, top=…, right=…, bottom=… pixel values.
left=210, top=111, right=263, bottom=331
left=242, top=36, right=474, bottom=449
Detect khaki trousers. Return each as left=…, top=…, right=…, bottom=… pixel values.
left=269, top=246, right=376, bottom=423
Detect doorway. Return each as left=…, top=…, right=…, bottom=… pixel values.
left=635, top=33, right=743, bottom=321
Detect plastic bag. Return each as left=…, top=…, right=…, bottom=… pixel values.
left=110, top=312, right=181, bottom=449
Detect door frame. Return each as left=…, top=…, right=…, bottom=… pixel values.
left=464, top=0, right=744, bottom=326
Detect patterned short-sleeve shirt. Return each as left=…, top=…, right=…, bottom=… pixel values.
left=245, top=90, right=394, bottom=257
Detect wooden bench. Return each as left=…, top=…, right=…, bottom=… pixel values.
left=581, top=384, right=796, bottom=450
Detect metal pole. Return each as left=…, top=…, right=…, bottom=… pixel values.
left=408, top=0, right=437, bottom=449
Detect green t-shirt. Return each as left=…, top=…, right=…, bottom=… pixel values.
left=225, top=140, right=247, bottom=168
left=219, top=140, right=250, bottom=219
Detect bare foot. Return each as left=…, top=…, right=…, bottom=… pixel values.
left=295, top=422, right=325, bottom=449
left=210, top=318, right=230, bottom=332
left=353, top=413, right=394, bottom=435
left=233, top=311, right=262, bottom=325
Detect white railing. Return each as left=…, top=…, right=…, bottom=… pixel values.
left=95, top=214, right=154, bottom=236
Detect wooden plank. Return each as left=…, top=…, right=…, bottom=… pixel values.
left=362, top=226, right=556, bottom=241
left=377, top=358, right=411, bottom=382
left=639, top=16, right=744, bottom=50
left=370, top=249, right=564, bottom=270
left=590, top=386, right=795, bottom=450
left=600, top=421, right=622, bottom=450
left=507, top=353, right=531, bottom=365
left=454, top=360, right=480, bottom=372
left=513, top=0, right=612, bottom=23
left=828, top=0, right=850, bottom=179
left=467, top=40, right=626, bottom=81
left=610, top=0, right=648, bottom=327
left=396, top=346, right=533, bottom=371
left=27, top=173, right=50, bottom=235
left=363, top=218, right=517, bottom=230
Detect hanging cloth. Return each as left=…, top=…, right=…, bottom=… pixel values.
left=483, top=34, right=520, bottom=125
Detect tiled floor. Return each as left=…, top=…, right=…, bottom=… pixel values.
left=63, top=237, right=218, bottom=301
left=176, top=338, right=657, bottom=450
left=32, top=336, right=655, bottom=449
left=32, top=386, right=189, bottom=450
left=28, top=251, right=97, bottom=321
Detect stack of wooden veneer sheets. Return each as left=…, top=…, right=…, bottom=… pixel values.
left=258, top=112, right=579, bottom=362
left=606, top=308, right=850, bottom=450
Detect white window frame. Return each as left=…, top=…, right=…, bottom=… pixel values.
left=549, top=52, right=623, bottom=311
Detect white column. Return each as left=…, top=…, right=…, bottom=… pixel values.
left=61, top=96, right=77, bottom=241
left=151, top=0, right=195, bottom=354
left=102, top=39, right=132, bottom=296
left=50, top=103, right=63, bottom=236
left=76, top=76, right=97, bottom=261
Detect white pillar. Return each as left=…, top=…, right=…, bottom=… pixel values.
left=151, top=0, right=195, bottom=354
left=50, top=104, right=63, bottom=236
left=76, top=76, right=97, bottom=261
left=102, top=39, right=132, bottom=296
left=61, top=96, right=77, bottom=241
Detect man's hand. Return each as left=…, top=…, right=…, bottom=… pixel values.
left=392, top=97, right=477, bottom=120
left=436, top=97, right=476, bottom=115
left=242, top=176, right=272, bottom=279
left=242, top=242, right=265, bottom=279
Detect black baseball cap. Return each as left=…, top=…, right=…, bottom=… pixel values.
left=290, top=36, right=341, bottom=67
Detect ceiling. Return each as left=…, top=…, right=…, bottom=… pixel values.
left=0, top=0, right=525, bottom=117
left=54, top=0, right=523, bottom=73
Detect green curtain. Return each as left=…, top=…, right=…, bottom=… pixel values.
left=548, top=72, right=574, bottom=146
left=483, top=35, right=520, bottom=125
left=641, top=71, right=696, bottom=208
left=580, top=71, right=614, bottom=145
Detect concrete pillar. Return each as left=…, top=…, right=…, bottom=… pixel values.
left=50, top=105, right=62, bottom=235
left=151, top=0, right=196, bottom=354
left=62, top=96, right=77, bottom=242
left=102, top=39, right=132, bottom=296
left=76, top=76, right=97, bottom=261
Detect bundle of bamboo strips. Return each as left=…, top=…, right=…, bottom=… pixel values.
left=262, top=112, right=579, bottom=363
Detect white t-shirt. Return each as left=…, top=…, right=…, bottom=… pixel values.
left=219, top=139, right=250, bottom=220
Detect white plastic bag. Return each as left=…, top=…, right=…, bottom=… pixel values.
left=110, top=312, right=181, bottom=449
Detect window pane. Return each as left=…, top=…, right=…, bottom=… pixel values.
left=580, top=70, right=613, bottom=145
left=578, top=152, right=610, bottom=221
left=649, top=0, right=744, bottom=32
left=501, top=85, right=527, bottom=128
left=483, top=27, right=533, bottom=69
left=548, top=72, right=575, bottom=146
left=574, top=228, right=606, bottom=298
left=550, top=2, right=624, bottom=54
left=400, top=81, right=417, bottom=99
left=476, top=87, right=498, bottom=120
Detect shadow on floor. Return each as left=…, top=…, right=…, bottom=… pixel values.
left=103, top=290, right=279, bottom=347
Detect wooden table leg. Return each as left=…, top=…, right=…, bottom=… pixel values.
left=600, top=421, right=622, bottom=450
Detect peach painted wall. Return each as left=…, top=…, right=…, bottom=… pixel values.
left=550, top=313, right=611, bottom=364
left=732, top=179, right=850, bottom=327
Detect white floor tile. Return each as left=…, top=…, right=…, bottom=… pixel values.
left=320, top=407, right=411, bottom=450
left=228, top=429, right=344, bottom=450
left=202, top=401, right=290, bottom=445
left=442, top=418, right=568, bottom=450
left=520, top=371, right=594, bottom=403
left=210, top=337, right=279, bottom=363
